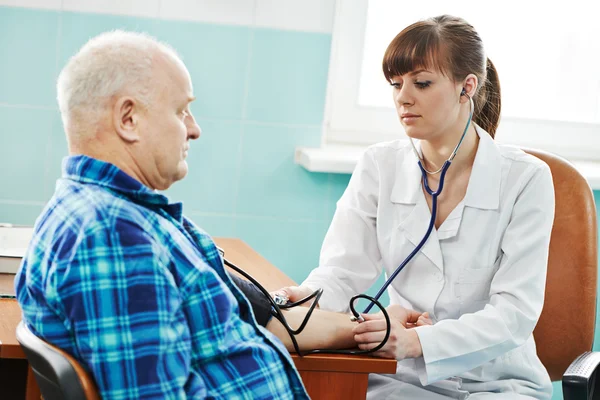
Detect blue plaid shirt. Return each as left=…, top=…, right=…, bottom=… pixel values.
left=15, top=155, right=309, bottom=400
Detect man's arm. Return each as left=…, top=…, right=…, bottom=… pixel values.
left=229, top=273, right=356, bottom=351
left=230, top=274, right=431, bottom=353
left=267, top=307, right=357, bottom=351
left=268, top=304, right=432, bottom=352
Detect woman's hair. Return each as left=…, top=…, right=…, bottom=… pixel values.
left=382, top=15, right=501, bottom=138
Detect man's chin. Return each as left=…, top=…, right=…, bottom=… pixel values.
left=176, top=162, right=189, bottom=180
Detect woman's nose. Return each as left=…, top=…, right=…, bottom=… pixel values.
left=395, top=86, right=413, bottom=106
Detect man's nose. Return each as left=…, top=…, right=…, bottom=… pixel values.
left=187, top=114, right=201, bottom=139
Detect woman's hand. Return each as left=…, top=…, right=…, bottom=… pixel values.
left=363, top=304, right=432, bottom=328
left=352, top=305, right=430, bottom=360
left=415, top=312, right=433, bottom=327
left=270, top=286, right=317, bottom=307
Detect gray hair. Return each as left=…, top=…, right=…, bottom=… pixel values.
left=56, top=30, right=181, bottom=129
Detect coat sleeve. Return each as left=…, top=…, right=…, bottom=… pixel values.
left=413, top=163, right=555, bottom=385
left=302, top=147, right=384, bottom=312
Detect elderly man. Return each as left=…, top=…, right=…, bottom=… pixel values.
left=14, top=30, right=366, bottom=399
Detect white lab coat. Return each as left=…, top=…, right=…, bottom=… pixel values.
left=303, top=126, right=555, bottom=399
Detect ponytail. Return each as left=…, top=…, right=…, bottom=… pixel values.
left=473, top=58, right=501, bottom=138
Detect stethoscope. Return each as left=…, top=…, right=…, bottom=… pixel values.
left=361, top=91, right=475, bottom=315
left=225, top=91, right=476, bottom=355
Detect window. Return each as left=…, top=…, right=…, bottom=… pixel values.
left=320, top=0, right=600, bottom=162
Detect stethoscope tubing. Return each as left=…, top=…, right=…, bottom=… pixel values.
left=362, top=95, right=474, bottom=314
left=362, top=161, right=448, bottom=314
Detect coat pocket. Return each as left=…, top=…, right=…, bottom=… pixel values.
left=455, top=267, right=496, bottom=313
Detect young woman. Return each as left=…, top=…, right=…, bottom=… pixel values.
left=276, top=15, right=554, bottom=399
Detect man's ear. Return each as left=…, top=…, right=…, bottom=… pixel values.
left=113, top=96, right=141, bottom=143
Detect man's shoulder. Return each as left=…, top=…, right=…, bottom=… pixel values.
left=32, top=181, right=159, bottom=259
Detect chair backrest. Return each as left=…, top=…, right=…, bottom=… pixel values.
left=16, top=321, right=100, bottom=400
left=525, top=149, right=598, bottom=381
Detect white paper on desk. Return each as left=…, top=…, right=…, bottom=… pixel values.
left=0, top=225, right=34, bottom=258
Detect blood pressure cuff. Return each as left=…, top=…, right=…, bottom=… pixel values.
left=230, top=274, right=273, bottom=327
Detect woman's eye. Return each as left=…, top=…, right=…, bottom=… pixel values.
left=415, top=81, right=431, bottom=89
left=390, top=82, right=401, bottom=89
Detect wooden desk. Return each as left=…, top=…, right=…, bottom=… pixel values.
left=0, top=238, right=396, bottom=399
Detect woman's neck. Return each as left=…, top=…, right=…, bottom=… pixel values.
left=420, top=123, right=479, bottom=175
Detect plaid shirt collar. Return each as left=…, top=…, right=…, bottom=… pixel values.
left=62, top=155, right=183, bottom=222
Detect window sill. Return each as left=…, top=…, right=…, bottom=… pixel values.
left=295, top=145, right=600, bottom=190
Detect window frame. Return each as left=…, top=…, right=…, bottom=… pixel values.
left=321, top=0, right=600, bottom=162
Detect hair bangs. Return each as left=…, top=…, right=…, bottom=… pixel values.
left=382, top=25, right=449, bottom=82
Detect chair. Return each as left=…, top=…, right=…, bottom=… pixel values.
left=15, top=321, right=100, bottom=400
left=524, top=149, right=598, bottom=399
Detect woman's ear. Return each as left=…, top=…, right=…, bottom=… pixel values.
left=461, top=74, right=478, bottom=100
